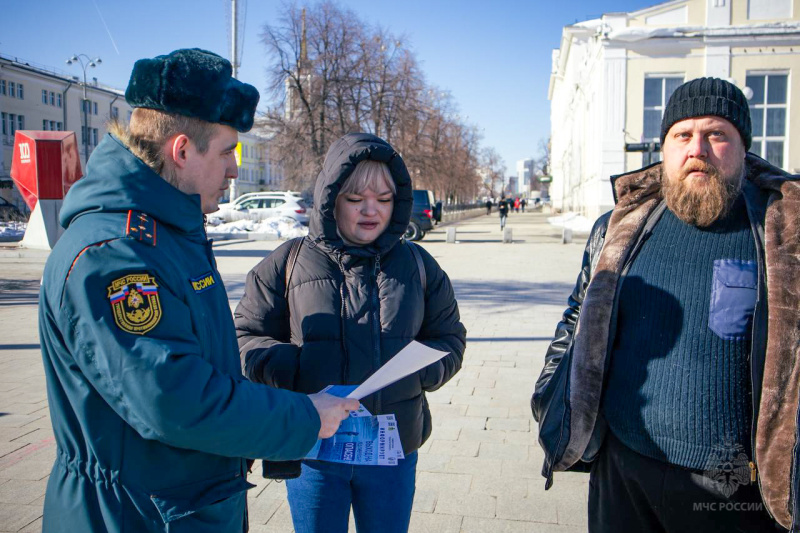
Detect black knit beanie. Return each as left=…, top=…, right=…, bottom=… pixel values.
left=660, top=77, right=751, bottom=150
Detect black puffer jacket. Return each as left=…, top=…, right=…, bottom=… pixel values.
left=234, top=133, right=466, bottom=454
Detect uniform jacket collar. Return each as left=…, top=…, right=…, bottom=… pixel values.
left=60, top=134, right=205, bottom=235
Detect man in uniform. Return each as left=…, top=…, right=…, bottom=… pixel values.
left=533, top=77, right=800, bottom=531
left=38, top=48, right=357, bottom=532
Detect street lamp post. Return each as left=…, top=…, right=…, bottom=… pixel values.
left=66, top=54, right=102, bottom=165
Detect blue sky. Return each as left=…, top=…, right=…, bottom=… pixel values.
left=1, top=0, right=658, bottom=176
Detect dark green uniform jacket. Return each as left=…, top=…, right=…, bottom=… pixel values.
left=235, top=133, right=467, bottom=455
left=38, top=134, right=320, bottom=533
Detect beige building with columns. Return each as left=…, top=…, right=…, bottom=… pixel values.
left=549, top=0, right=800, bottom=220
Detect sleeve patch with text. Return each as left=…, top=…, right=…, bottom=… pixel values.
left=190, top=272, right=217, bottom=293
left=107, top=274, right=162, bottom=335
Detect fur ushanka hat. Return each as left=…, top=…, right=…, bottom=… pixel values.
left=125, top=48, right=259, bottom=132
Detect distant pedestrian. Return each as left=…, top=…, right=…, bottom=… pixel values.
left=514, top=197, right=521, bottom=213
left=521, top=198, right=527, bottom=212
left=485, top=199, right=492, bottom=215
left=498, top=196, right=509, bottom=230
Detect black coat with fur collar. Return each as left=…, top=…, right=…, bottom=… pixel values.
left=532, top=153, right=800, bottom=530
left=235, top=133, right=466, bottom=455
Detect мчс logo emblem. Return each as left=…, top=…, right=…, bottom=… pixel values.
left=107, top=274, right=162, bottom=334
left=702, top=440, right=752, bottom=498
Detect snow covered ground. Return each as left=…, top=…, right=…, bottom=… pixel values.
left=0, top=222, right=26, bottom=240
left=0, top=218, right=308, bottom=243
left=206, top=216, right=309, bottom=240
left=547, top=212, right=595, bottom=233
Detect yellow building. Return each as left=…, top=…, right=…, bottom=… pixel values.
left=226, top=131, right=284, bottom=200
left=549, top=0, right=800, bottom=220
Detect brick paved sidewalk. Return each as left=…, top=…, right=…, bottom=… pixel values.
left=0, top=210, right=590, bottom=532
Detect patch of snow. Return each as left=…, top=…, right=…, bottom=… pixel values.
left=207, top=216, right=308, bottom=240
left=547, top=213, right=595, bottom=233
left=0, top=222, right=26, bottom=239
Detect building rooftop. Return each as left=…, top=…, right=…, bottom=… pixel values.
left=0, top=53, right=125, bottom=96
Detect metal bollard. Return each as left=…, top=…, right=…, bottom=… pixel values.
left=562, top=227, right=573, bottom=244
left=503, top=227, right=513, bottom=243
left=446, top=227, right=457, bottom=243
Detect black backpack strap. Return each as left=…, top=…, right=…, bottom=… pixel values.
left=407, top=240, right=426, bottom=294
left=260, top=241, right=305, bottom=481
left=285, top=237, right=304, bottom=299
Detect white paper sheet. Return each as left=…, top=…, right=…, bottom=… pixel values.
left=346, top=341, right=449, bottom=400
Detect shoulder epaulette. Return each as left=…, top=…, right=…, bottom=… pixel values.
left=125, top=210, right=157, bottom=246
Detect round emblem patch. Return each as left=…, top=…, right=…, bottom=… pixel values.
left=107, top=273, right=162, bottom=335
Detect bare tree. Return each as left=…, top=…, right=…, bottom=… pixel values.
left=480, top=147, right=506, bottom=198
left=258, top=0, right=495, bottom=200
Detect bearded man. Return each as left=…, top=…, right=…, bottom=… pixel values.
left=532, top=77, right=800, bottom=532
left=38, top=48, right=357, bottom=533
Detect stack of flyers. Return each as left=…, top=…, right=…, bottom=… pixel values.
left=308, top=386, right=405, bottom=465
left=378, top=413, right=405, bottom=463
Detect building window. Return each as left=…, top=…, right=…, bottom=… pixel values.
left=17, top=115, right=24, bottom=131
left=43, top=119, right=49, bottom=130
left=50, top=91, right=55, bottom=105
left=93, top=128, right=98, bottom=146
left=9, top=114, right=16, bottom=135
left=111, top=106, right=119, bottom=119
left=9, top=82, right=15, bottom=98
left=0, top=80, right=5, bottom=95
left=93, top=102, right=98, bottom=115
left=50, top=120, right=56, bottom=131
left=81, top=126, right=86, bottom=144
left=57, top=93, right=62, bottom=108
left=17, top=84, right=23, bottom=99
left=747, top=73, right=788, bottom=169
left=57, top=122, right=63, bottom=131
left=748, top=0, right=791, bottom=20
left=1, top=112, right=6, bottom=136
left=42, top=90, right=48, bottom=104
left=642, top=75, right=684, bottom=164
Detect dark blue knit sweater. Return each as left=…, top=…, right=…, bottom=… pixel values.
left=603, top=196, right=756, bottom=470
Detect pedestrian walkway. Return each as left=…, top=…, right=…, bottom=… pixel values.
left=0, top=210, right=590, bottom=532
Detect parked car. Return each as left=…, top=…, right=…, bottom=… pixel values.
left=405, top=189, right=441, bottom=241
left=211, top=191, right=309, bottom=225
left=0, top=197, right=25, bottom=223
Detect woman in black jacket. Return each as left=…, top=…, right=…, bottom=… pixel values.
left=234, top=133, right=466, bottom=533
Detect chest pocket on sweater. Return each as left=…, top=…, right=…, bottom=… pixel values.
left=709, top=259, right=757, bottom=340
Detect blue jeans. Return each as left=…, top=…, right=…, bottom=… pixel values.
left=286, top=452, right=418, bottom=533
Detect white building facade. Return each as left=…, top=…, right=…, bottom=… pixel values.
left=549, top=0, right=800, bottom=220
left=0, top=54, right=132, bottom=210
